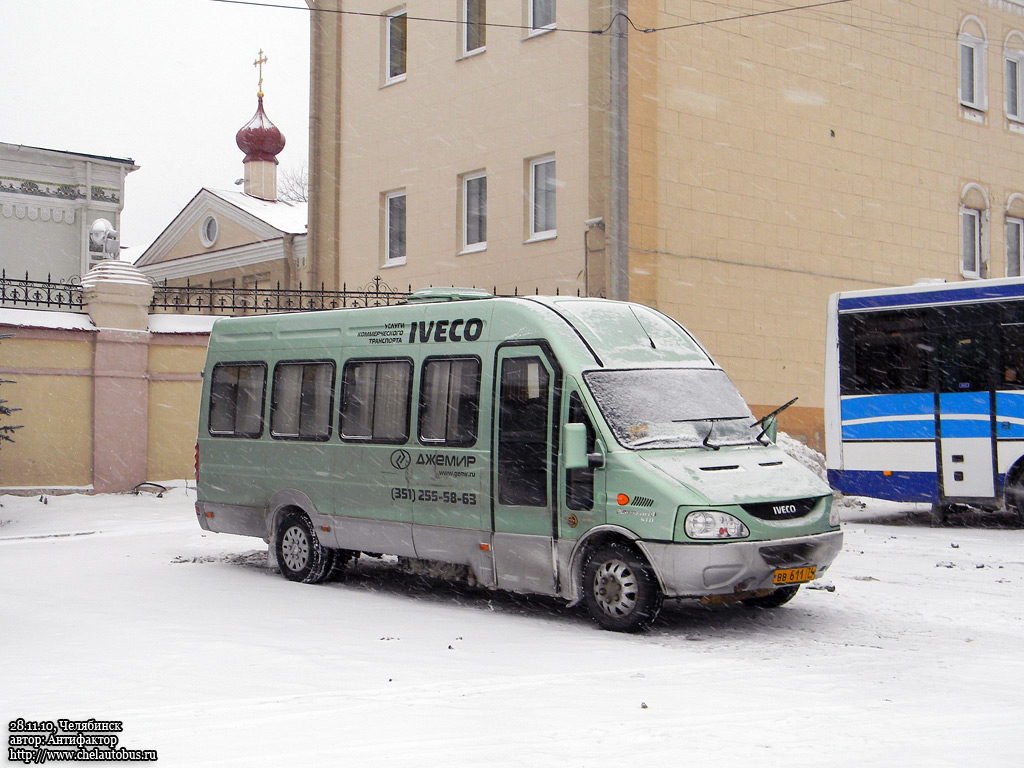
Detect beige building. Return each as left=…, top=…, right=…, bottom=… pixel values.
left=305, top=0, right=1024, bottom=447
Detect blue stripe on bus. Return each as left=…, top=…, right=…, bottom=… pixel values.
left=841, top=393, right=933, bottom=421
left=937, top=419, right=993, bottom=438
left=938, top=391, right=990, bottom=414
left=842, top=420, right=936, bottom=440
left=827, top=469, right=939, bottom=502
left=996, top=391, right=1024, bottom=419
left=837, top=282, right=1024, bottom=311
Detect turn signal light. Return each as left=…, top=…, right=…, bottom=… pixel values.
left=617, top=493, right=630, bottom=506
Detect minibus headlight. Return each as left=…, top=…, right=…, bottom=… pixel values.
left=684, top=510, right=749, bottom=540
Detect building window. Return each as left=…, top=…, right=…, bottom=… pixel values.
left=464, top=0, right=486, bottom=55
left=959, top=19, right=987, bottom=111
left=530, top=0, right=555, bottom=32
left=1008, top=217, right=1023, bottom=277
left=529, top=155, right=556, bottom=240
left=462, top=172, right=487, bottom=253
left=200, top=214, right=219, bottom=247
left=384, top=190, right=407, bottom=266
left=962, top=207, right=982, bottom=279
left=1006, top=36, right=1024, bottom=121
left=270, top=361, right=335, bottom=441
left=386, top=8, right=407, bottom=84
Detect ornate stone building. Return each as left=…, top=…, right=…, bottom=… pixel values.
left=0, top=142, right=136, bottom=281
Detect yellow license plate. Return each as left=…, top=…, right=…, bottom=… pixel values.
left=773, top=566, right=816, bottom=585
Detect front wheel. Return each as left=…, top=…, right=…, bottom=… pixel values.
left=276, top=511, right=332, bottom=584
left=582, top=544, right=663, bottom=632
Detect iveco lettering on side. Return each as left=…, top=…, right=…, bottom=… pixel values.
left=196, top=288, right=842, bottom=631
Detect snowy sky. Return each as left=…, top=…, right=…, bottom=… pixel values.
left=4, top=0, right=310, bottom=251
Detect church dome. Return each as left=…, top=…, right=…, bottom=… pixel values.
left=235, top=96, right=286, bottom=164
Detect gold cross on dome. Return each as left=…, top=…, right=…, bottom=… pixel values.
left=254, top=49, right=268, bottom=97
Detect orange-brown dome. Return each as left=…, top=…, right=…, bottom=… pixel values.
left=235, top=96, right=286, bottom=164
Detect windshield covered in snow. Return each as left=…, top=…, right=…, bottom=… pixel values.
left=584, top=368, right=760, bottom=450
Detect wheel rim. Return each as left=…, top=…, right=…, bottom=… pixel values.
left=281, top=525, right=310, bottom=572
left=591, top=558, right=638, bottom=618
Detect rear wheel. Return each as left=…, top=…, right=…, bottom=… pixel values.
left=582, top=543, right=662, bottom=632
left=276, top=511, right=332, bottom=584
left=742, top=584, right=800, bottom=609
left=1004, top=469, right=1024, bottom=527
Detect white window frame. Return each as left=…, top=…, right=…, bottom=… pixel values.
left=528, top=155, right=556, bottom=241
left=199, top=214, right=219, bottom=248
left=1008, top=216, right=1024, bottom=277
left=959, top=31, right=987, bottom=111
left=961, top=206, right=982, bottom=279
left=1007, top=47, right=1024, bottom=121
left=461, top=171, right=487, bottom=254
left=385, top=8, right=407, bottom=85
left=528, top=0, right=556, bottom=35
left=462, top=0, right=486, bottom=57
left=384, top=190, right=407, bottom=267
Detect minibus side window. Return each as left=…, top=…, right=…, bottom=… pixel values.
left=209, top=363, right=266, bottom=438
left=270, top=361, right=335, bottom=441
left=419, top=357, right=481, bottom=446
left=498, top=356, right=550, bottom=506
left=340, top=359, right=412, bottom=443
left=566, top=391, right=595, bottom=512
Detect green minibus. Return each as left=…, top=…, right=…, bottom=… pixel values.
left=196, top=289, right=842, bottom=631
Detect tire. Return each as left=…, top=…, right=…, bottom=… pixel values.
left=1004, top=476, right=1024, bottom=527
left=275, top=511, right=332, bottom=584
left=742, top=584, right=800, bottom=609
left=582, top=543, right=663, bottom=632
left=930, top=503, right=951, bottom=527
left=326, top=549, right=356, bottom=581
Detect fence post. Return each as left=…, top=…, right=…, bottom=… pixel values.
left=82, top=262, right=154, bottom=493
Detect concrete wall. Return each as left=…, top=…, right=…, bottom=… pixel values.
left=0, top=264, right=211, bottom=491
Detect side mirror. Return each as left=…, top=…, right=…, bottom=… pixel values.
left=763, top=415, right=778, bottom=443
left=564, top=423, right=605, bottom=470
left=564, top=423, right=590, bottom=470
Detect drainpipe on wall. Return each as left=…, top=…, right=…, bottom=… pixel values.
left=608, top=0, right=630, bottom=302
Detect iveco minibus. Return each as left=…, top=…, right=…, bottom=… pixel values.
left=196, top=290, right=842, bottom=631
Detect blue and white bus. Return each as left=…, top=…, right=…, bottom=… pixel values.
left=825, top=278, right=1024, bottom=524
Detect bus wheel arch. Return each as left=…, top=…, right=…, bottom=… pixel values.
left=1003, top=459, right=1024, bottom=525
left=274, top=507, right=333, bottom=584
left=573, top=531, right=663, bottom=632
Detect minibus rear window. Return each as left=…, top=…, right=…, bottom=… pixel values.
left=209, top=363, right=267, bottom=438
left=584, top=368, right=758, bottom=450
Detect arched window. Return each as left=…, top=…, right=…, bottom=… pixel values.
left=959, top=17, right=988, bottom=112
left=961, top=183, right=989, bottom=279
left=1006, top=194, right=1024, bottom=277
left=1005, top=31, right=1024, bottom=121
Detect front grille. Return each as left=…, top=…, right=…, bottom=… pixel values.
left=741, top=497, right=819, bottom=521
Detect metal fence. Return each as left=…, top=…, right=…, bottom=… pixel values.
left=0, top=272, right=583, bottom=316
left=149, top=275, right=411, bottom=314
left=0, top=271, right=84, bottom=311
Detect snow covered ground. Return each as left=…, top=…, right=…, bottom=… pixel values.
left=2, top=486, right=1022, bottom=766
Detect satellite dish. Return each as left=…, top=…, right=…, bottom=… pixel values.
left=89, top=218, right=120, bottom=256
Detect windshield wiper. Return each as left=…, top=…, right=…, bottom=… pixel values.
left=670, top=415, right=748, bottom=451
left=751, top=396, right=798, bottom=442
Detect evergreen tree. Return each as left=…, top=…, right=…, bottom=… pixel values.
left=0, top=334, right=22, bottom=445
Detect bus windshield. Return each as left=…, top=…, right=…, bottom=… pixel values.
left=584, top=368, right=759, bottom=450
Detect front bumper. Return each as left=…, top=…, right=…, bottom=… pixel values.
left=638, top=530, right=843, bottom=598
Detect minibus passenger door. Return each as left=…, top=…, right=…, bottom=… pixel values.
left=491, top=347, right=558, bottom=595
